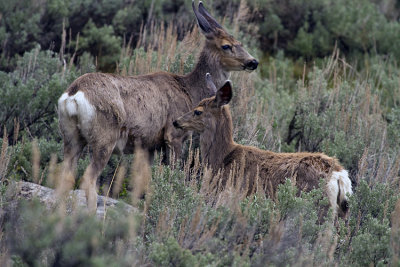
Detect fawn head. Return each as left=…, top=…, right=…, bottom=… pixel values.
left=173, top=73, right=232, bottom=132
left=192, top=1, right=258, bottom=72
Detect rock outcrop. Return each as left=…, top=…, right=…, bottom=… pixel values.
left=2, top=181, right=137, bottom=218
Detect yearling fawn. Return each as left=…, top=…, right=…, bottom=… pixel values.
left=57, top=1, right=258, bottom=211
left=173, top=75, right=352, bottom=218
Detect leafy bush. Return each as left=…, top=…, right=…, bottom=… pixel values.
left=248, top=0, right=400, bottom=60
left=7, top=137, right=62, bottom=184
left=0, top=0, right=43, bottom=70
left=387, top=107, right=400, bottom=148
left=150, top=237, right=214, bottom=266
left=2, top=159, right=400, bottom=266
left=0, top=46, right=78, bottom=142
left=0, top=0, right=196, bottom=72
left=335, top=180, right=399, bottom=265
left=79, top=20, right=121, bottom=71
left=3, top=0, right=400, bottom=72
left=5, top=200, right=135, bottom=266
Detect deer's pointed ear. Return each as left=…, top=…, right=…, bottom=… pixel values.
left=192, top=0, right=213, bottom=36
left=215, top=81, right=232, bottom=107
left=198, top=1, right=223, bottom=30
left=206, top=73, right=217, bottom=96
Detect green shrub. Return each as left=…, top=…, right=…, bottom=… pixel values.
left=7, top=137, right=62, bottom=184
left=240, top=195, right=275, bottom=238
left=79, top=20, right=121, bottom=71
left=112, top=6, right=143, bottom=36
left=145, top=164, right=200, bottom=242
left=150, top=237, right=214, bottom=266
left=350, top=180, right=398, bottom=226
left=0, top=46, right=78, bottom=142
left=5, top=200, right=135, bottom=266
left=0, top=0, right=43, bottom=70
left=335, top=180, right=400, bottom=265
left=248, top=0, right=400, bottom=60
left=387, top=107, right=400, bottom=148
left=350, top=216, right=391, bottom=266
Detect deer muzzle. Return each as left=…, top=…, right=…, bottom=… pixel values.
left=245, top=59, right=259, bottom=71
left=173, top=120, right=182, bottom=129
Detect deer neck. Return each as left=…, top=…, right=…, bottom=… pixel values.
left=183, top=44, right=230, bottom=104
left=200, top=106, right=235, bottom=169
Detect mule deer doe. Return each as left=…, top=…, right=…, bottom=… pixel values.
left=173, top=75, right=353, bottom=218
left=57, top=1, right=258, bottom=211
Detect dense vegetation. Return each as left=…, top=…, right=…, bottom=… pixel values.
left=2, top=0, right=400, bottom=72
left=1, top=0, right=400, bottom=265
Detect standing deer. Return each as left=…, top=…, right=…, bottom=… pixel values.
left=57, top=1, right=258, bottom=211
left=173, top=75, right=353, bottom=218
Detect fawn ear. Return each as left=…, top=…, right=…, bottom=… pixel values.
left=215, top=81, right=232, bottom=107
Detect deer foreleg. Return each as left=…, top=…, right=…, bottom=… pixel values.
left=164, top=126, right=185, bottom=164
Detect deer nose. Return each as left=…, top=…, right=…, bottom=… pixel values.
left=245, top=59, right=259, bottom=70
left=173, top=120, right=181, bottom=129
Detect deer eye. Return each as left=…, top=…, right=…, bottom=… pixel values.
left=221, top=45, right=231, bottom=50
left=194, top=110, right=203, bottom=116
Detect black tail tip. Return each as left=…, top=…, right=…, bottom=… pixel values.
left=340, top=200, right=349, bottom=213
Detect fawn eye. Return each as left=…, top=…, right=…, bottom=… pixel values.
left=221, top=45, right=231, bottom=50
left=194, top=110, right=202, bottom=116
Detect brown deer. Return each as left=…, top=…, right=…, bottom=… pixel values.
left=57, top=1, right=258, bottom=211
left=173, top=75, right=353, bottom=218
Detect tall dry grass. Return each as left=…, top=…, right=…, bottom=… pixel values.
left=118, top=22, right=201, bottom=77
left=0, top=128, right=10, bottom=184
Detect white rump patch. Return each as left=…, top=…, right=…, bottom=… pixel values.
left=58, top=91, right=95, bottom=138
left=327, top=170, right=353, bottom=211
left=333, top=170, right=352, bottom=197
left=326, top=176, right=340, bottom=210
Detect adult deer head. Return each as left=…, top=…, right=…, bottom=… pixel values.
left=192, top=1, right=258, bottom=72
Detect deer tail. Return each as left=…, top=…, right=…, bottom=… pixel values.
left=333, top=170, right=353, bottom=215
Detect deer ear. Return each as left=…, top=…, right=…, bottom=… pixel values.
left=206, top=73, right=217, bottom=95
left=215, top=80, right=232, bottom=107
left=192, top=1, right=213, bottom=35
left=198, top=1, right=223, bottom=30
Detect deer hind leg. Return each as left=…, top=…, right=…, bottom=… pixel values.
left=58, top=115, right=87, bottom=195
left=81, top=137, right=117, bottom=213
left=59, top=138, right=86, bottom=191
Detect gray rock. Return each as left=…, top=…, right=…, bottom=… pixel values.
left=4, top=181, right=137, bottom=218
